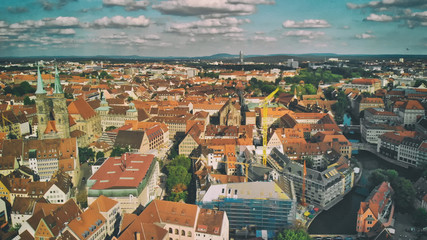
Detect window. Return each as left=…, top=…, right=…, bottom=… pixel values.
left=175, top=229, right=178, bottom=234
left=187, top=232, right=192, bottom=237
left=169, top=228, right=172, bottom=233
left=181, top=230, right=185, bottom=236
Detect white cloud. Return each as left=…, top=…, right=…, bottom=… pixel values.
left=355, top=33, right=375, bottom=39
left=145, top=34, right=160, bottom=40
left=365, top=13, right=393, bottom=21
left=58, top=29, right=76, bottom=35
left=100, top=32, right=128, bottom=39
left=0, top=29, right=18, bottom=36
left=347, top=0, right=427, bottom=10
left=170, top=17, right=248, bottom=29
left=282, top=19, right=330, bottom=28
left=8, top=16, right=79, bottom=30
left=253, top=35, right=277, bottom=42
left=93, top=15, right=150, bottom=28
left=46, top=16, right=80, bottom=27
left=223, top=32, right=245, bottom=41
left=153, top=0, right=259, bottom=17
left=348, top=0, right=427, bottom=28
left=228, top=0, right=274, bottom=4
left=103, top=0, right=149, bottom=11
left=285, top=30, right=325, bottom=39
left=168, top=17, right=248, bottom=35
left=49, top=28, right=76, bottom=35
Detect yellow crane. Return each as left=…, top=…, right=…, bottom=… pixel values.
left=1, top=113, right=13, bottom=130
left=218, top=159, right=249, bottom=182
left=261, top=88, right=279, bottom=166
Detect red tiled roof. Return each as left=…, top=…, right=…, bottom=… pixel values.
left=89, top=153, right=154, bottom=190
left=401, top=100, right=424, bottom=110
left=352, top=78, right=380, bottom=85
left=44, top=120, right=58, bottom=134
left=68, top=98, right=97, bottom=120
left=360, top=98, right=384, bottom=104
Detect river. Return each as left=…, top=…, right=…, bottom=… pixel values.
left=308, top=150, right=420, bottom=234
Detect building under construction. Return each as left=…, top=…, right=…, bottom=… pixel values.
left=197, top=181, right=296, bottom=237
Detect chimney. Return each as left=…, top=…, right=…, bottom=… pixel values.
left=135, top=232, right=141, bottom=240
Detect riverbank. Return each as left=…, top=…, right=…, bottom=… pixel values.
left=306, top=160, right=363, bottom=229
left=308, top=150, right=417, bottom=234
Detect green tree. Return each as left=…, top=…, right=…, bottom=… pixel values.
left=78, top=147, right=95, bottom=164
left=110, top=146, right=129, bottom=157
left=134, top=76, right=142, bottom=83
left=369, top=170, right=388, bottom=186
left=324, top=86, right=336, bottom=100
left=332, top=90, right=350, bottom=124
left=23, top=96, right=35, bottom=105
left=275, top=228, right=311, bottom=240
left=8, top=223, right=21, bottom=233
left=7, top=133, right=17, bottom=139
left=19, top=81, right=35, bottom=94
left=166, top=165, right=192, bottom=190
left=9, top=81, right=36, bottom=96
left=169, top=155, right=191, bottom=171
left=368, top=169, right=415, bottom=211
left=65, top=92, right=74, bottom=99
left=167, top=190, right=188, bottom=202
left=105, top=126, right=117, bottom=131
left=304, top=84, right=317, bottom=95
left=95, top=151, right=105, bottom=160
left=165, top=155, right=193, bottom=202
left=76, top=189, right=88, bottom=209
left=392, top=177, right=415, bottom=212
left=414, top=79, right=427, bottom=88
left=99, top=71, right=113, bottom=79
left=3, top=85, right=12, bottom=95
left=127, top=96, right=134, bottom=102
left=414, top=208, right=427, bottom=228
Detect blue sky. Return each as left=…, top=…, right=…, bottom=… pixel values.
left=0, top=0, right=426, bottom=57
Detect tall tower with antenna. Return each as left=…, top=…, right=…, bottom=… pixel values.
left=239, top=51, right=244, bottom=64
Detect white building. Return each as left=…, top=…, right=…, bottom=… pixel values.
left=396, top=100, right=425, bottom=126
left=88, top=195, right=121, bottom=236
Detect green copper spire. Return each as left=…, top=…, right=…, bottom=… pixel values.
left=35, top=65, right=47, bottom=94
left=53, top=65, right=63, bottom=94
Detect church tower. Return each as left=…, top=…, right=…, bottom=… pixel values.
left=36, top=65, right=70, bottom=139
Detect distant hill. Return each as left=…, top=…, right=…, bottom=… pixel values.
left=0, top=53, right=426, bottom=63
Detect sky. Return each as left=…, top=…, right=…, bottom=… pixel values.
left=0, top=0, right=426, bottom=57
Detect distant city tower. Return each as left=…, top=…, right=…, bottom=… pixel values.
left=239, top=51, right=244, bottom=64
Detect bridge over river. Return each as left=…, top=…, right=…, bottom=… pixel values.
left=351, top=142, right=410, bottom=168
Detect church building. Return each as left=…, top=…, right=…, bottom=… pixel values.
left=36, top=65, right=70, bottom=139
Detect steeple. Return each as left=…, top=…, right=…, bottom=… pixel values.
left=35, top=65, right=47, bottom=94
left=53, top=65, right=63, bottom=94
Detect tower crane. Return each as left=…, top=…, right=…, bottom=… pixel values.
left=218, top=159, right=249, bottom=182
left=1, top=113, right=13, bottom=130
left=301, top=159, right=307, bottom=206
left=261, top=88, right=279, bottom=166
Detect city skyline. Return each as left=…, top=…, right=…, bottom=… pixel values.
left=1, top=0, right=426, bottom=57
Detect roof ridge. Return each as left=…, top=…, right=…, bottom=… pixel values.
left=141, top=222, right=146, bottom=240
left=154, top=200, right=161, bottom=223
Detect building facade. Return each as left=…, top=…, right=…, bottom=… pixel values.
left=197, top=181, right=296, bottom=234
